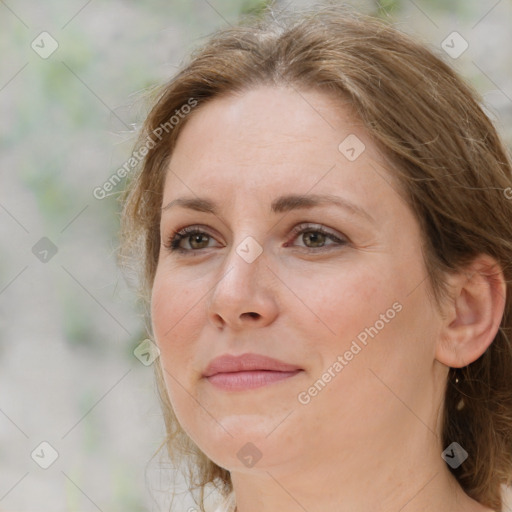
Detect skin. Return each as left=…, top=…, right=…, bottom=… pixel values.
left=150, top=85, right=505, bottom=512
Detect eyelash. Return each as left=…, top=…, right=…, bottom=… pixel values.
left=163, top=223, right=348, bottom=255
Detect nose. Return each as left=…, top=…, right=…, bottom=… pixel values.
left=206, top=238, right=279, bottom=331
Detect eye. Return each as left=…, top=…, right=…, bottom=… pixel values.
left=164, top=225, right=218, bottom=254
left=286, top=223, right=348, bottom=250
left=163, top=223, right=348, bottom=255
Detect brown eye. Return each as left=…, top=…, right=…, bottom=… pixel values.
left=187, top=232, right=211, bottom=250
left=164, top=223, right=348, bottom=255
left=287, top=223, right=348, bottom=250
left=300, top=230, right=328, bottom=248
left=165, top=226, right=217, bottom=253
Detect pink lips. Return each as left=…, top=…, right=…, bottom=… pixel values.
left=203, top=353, right=303, bottom=391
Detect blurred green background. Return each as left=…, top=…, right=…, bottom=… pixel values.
left=1, top=0, right=511, bottom=511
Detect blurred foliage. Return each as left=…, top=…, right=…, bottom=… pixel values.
left=240, top=0, right=272, bottom=16
left=61, top=293, right=100, bottom=349
left=112, top=461, right=147, bottom=511
left=418, top=0, right=473, bottom=17
left=80, top=390, right=103, bottom=452
left=375, top=0, right=402, bottom=17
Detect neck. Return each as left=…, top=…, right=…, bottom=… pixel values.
left=229, top=426, right=485, bottom=512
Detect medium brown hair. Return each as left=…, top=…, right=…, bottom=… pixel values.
left=118, top=2, right=512, bottom=510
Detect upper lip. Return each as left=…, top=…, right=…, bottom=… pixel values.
left=203, top=353, right=302, bottom=377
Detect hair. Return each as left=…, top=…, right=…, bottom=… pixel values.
left=117, top=2, right=512, bottom=510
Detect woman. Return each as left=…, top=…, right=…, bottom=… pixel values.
left=118, top=2, right=512, bottom=511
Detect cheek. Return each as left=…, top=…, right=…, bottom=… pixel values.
left=283, top=258, right=394, bottom=346
left=288, top=253, right=428, bottom=376
left=150, top=268, right=203, bottom=374
left=289, top=262, right=432, bottom=430
left=150, top=269, right=207, bottom=430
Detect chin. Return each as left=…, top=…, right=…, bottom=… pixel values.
left=189, top=416, right=287, bottom=462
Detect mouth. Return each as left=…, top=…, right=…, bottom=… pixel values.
left=205, top=369, right=303, bottom=391
left=202, top=352, right=304, bottom=391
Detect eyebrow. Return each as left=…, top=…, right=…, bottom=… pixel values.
left=162, top=193, right=374, bottom=223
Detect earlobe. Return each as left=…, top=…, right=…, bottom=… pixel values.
left=435, top=254, right=507, bottom=369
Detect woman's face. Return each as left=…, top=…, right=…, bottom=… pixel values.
left=151, top=85, right=447, bottom=475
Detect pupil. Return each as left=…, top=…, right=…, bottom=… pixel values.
left=192, top=234, right=207, bottom=248
left=306, top=231, right=324, bottom=247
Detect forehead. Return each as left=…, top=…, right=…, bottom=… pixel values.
left=169, top=85, right=362, bottom=156
left=163, top=85, right=399, bottom=212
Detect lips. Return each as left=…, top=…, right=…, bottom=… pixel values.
left=202, top=353, right=304, bottom=392
left=202, top=353, right=302, bottom=377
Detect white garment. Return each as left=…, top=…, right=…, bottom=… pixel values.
left=212, top=490, right=236, bottom=512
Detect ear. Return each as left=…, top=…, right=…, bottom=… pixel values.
left=435, top=254, right=507, bottom=368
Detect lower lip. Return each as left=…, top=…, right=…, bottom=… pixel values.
left=205, top=370, right=303, bottom=391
